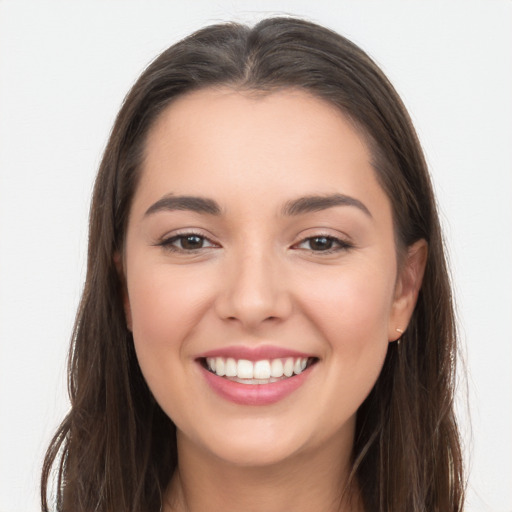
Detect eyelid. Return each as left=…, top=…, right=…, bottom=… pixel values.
left=291, top=231, right=354, bottom=253
left=155, top=229, right=221, bottom=252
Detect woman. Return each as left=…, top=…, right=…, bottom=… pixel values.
left=41, top=17, right=464, bottom=512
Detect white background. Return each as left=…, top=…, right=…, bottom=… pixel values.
left=0, top=1, right=511, bottom=511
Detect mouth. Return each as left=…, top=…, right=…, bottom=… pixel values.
left=198, top=356, right=318, bottom=385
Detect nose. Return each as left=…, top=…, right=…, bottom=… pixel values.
left=214, top=248, right=293, bottom=329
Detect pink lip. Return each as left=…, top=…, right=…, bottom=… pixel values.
left=199, top=363, right=315, bottom=406
left=196, top=345, right=313, bottom=361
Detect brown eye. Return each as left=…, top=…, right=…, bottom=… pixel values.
left=180, top=235, right=205, bottom=250
left=294, top=235, right=353, bottom=253
left=159, top=233, right=218, bottom=252
left=308, top=236, right=334, bottom=251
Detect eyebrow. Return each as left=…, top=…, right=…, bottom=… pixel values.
left=144, top=194, right=222, bottom=217
left=282, top=194, right=372, bottom=217
left=144, top=193, right=371, bottom=218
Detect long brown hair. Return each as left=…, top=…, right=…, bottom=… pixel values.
left=41, top=17, right=464, bottom=511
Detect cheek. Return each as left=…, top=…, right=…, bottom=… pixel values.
left=295, top=263, right=394, bottom=424
left=299, top=262, right=396, bottom=347
left=126, top=262, right=214, bottom=377
left=126, top=262, right=221, bottom=429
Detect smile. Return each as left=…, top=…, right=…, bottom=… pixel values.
left=198, top=353, right=318, bottom=406
left=205, top=356, right=312, bottom=383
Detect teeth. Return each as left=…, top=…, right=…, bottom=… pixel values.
left=283, top=358, right=294, bottom=377
left=205, top=356, right=310, bottom=381
left=215, top=357, right=225, bottom=376
left=270, top=359, right=284, bottom=378
left=254, top=360, right=271, bottom=379
left=237, top=359, right=253, bottom=379
left=225, top=358, right=237, bottom=377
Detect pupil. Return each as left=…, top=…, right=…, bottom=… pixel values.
left=182, top=235, right=203, bottom=249
left=310, top=237, right=332, bottom=251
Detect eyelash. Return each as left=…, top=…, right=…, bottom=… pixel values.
left=157, top=232, right=353, bottom=255
left=293, top=235, right=353, bottom=254
left=157, top=232, right=218, bottom=252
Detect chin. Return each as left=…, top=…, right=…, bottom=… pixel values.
left=209, top=439, right=303, bottom=468
left=181, top=417, right=312, bottom=468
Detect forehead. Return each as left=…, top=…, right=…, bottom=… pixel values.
left=134, top=87, right=390, bottom=220
left=144, top=87, right=369, bottom=170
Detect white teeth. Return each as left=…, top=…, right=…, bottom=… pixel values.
left=270, top=358, right=284, bottom=378
left=283, top=358, right=294, bottom=377
left=215, top=357, right=225, bottom=376
left=206, top=355, right=312, bottom=381
left=225, top=358, right=237, bottom=377
left=254, top=360, right=271, bottom=379
left=237, top=359, right=253, bottom=379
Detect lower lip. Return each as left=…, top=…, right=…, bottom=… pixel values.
left=200, top=364, right=313, bottom=406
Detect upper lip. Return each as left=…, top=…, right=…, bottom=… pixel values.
left=196, top=345, right=316, bottom=361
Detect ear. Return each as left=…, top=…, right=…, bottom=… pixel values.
left=113, top=251, right=133, bottom=332
left=388, top=239, right=428, bottom=342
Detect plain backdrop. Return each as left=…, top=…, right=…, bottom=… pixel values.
left=0, top=1, right=511, bottom=511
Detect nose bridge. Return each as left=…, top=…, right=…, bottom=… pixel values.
left=216, top=239, right=291, bottom=327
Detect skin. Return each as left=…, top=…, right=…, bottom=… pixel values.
left=119, top=88, right=427, bottom=512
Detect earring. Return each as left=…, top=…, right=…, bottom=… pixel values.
left=395, top=328, right=404, bottom=345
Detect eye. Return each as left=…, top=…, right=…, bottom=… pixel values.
left=158, top=233, right=218, bottom=252
left=295, top=235, right=352, bottom=253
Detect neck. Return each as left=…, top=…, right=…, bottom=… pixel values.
left=163, top=429, right=363, bottom=512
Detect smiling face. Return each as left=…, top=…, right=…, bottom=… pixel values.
left=121, top=88, right=423, bottom=468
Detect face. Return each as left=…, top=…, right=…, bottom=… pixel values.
left=121, top=88, right=422, bottom=467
